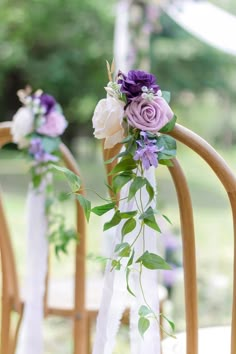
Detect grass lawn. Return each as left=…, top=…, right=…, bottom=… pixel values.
left=0, top=140, right=235, bottom=352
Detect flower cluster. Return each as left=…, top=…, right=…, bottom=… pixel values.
left=11, top=88, right=76, bottom=255
left=52, top=65, right=177, bottom=337
left=11, top=87, right=67, bottom=166
left=92, top=69, right=176, bottom=171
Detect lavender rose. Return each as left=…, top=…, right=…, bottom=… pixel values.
left=118, top=70, right=160, bottom=101
left=37, top=111, right=68, bottom=137
left=126, top=96, right=174, bottom=132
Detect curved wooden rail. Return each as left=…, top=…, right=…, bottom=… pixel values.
left=169, top=124, right=236, bottom=354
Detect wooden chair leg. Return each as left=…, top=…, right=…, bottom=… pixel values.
left=87, top=315, right=92, bottom=354
left=11, top=308, right=23, bottom=354
left=1, top=296, right=12, bottom=354
left=73, top=312, right=88, bottom=354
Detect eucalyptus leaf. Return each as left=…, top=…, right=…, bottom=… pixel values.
left=41, top=136, right=61, bottom=153
left=76, top=194, right=91, bottom=222
left=109, top=156, right=137, bottom=175
left=115, top=242, right=131, bottom=257
left=145, top=179, right=154, bottom=205
left=161, top=314, right=175, bottom=332
left=143, top=216, right=161, bottom=232
left=161, top=91, right=171, bottom=104
left=156, top=135, right=177, bottom=158
left=103, top=211, right=121, bottom=231
left=138, top=317, right=150, bottom=337
left=51, top=165, right=81, bottom=192
left=122, top=218, right=136, bottom=238
left=126, top=268, right=135, bottom=297
left=137, top=251, right=171, bottom=270
left=119, top=210, right=138, bottom=218
left=91, top=202, right=116, bottom=216
left=112, top=172, right=134, bottom=194
left=159, top=114, right=177, bottom=133
left=112, top=259, right=121, bottom=270
left=138, top=305, right=152, bottom=317
left=128, top=176, right=146, bottom=201
left=127, top=249, right=135, bottom=267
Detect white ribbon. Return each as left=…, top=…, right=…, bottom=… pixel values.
left=16, top=177, right=49, bottom=354
left=92, top=167, right=161, bottom=354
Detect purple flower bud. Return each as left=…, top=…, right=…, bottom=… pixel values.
left=118, top=70, right=160, bottom=102
left=39, top=94, right=56, bottom=114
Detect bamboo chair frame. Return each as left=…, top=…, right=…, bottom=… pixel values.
left=104, top=123, right=236, bottom=354
left=0, top=122, right=95, bottom=354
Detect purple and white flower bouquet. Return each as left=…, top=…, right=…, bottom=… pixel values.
left=91, top=64, right=177, bottom=337
left=11, top=87, right=76, bottom=254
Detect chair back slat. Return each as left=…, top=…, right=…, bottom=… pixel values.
left=168, top=158, right=198, bottom=354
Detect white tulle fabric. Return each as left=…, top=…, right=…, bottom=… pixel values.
left=92, top=167, right=161, bottom=354
left=16, top=178, right=49, bottom=354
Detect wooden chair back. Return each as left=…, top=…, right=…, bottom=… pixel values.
left=104, top=123, right=236, bottom=354
left=0, top=122, right=88, bottom=354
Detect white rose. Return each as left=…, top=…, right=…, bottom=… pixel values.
left=11, top=107, right=34, bottom=148
left=92, top=97, right=125, bottom=149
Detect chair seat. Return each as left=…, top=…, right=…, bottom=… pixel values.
left=162, top=326, right=231, bottom=354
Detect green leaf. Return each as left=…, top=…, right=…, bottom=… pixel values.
left=119, top=210, right=138, bottom=218
left=115, top=242, right=131, bottom=257
left=127, top=249, right=135, bottom=267
left=159, top=115, right=177, bottom=133
left=138, top=305, right=152, bottom=317
left=126, top=268, right=135, bottom=297
left=138, top=317, right=150, bottom=337
left=112, top=172, right=134, bottom=194
left=139, top=207, right=158, bottom=220
left=91, top=202, right=116, bottom=216
left=145, top=179, right=154, bottom=205
left=103, top=211, right=121, bottom=231
left=104, top=151, right=128, bottom=165
left=159, top=159, right=174, bottom=167
left=139, top=207, right=161, bottom=232
left=122, top=218, right=136, bottom=238
left=137, top=251, right=171, bottom=270
left=76, top=194, right=91, bottom=222
left=121, top=135, right=133, bottom=144
left=41, top=136, right=61, bottom=153
left=112, top=259, right=121, bottom=270
left=162, top=214, right=172, bottom=225
left=143, top=216, right=161, bottom=232
left=52, top=165, right=81, bottom=192
left=109, top=156, right=137, bottom=175
left=156, top=135, right=177, bottom=158
left=161, top=314, right=175, bottom=332
left=128, top=176, right=146, bottom=201
left=162, top=91, right=171, bottom=104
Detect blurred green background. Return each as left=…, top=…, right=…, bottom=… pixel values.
left=0, top=0, right=236, bottom=352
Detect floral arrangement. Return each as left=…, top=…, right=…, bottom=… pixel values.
left=11, top=87, right=76, bottom=254
left=54, top=63, right=177, bottom=337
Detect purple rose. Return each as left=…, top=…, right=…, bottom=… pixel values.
left=37, top=111, right=68, bottom=137
left=39, top=94, right=56, bottom=114
left=118, top=70, right=160, bottom=101
left=29, top=138, right=58, bottom=163
left=126, top=96, right=174, bottom=132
